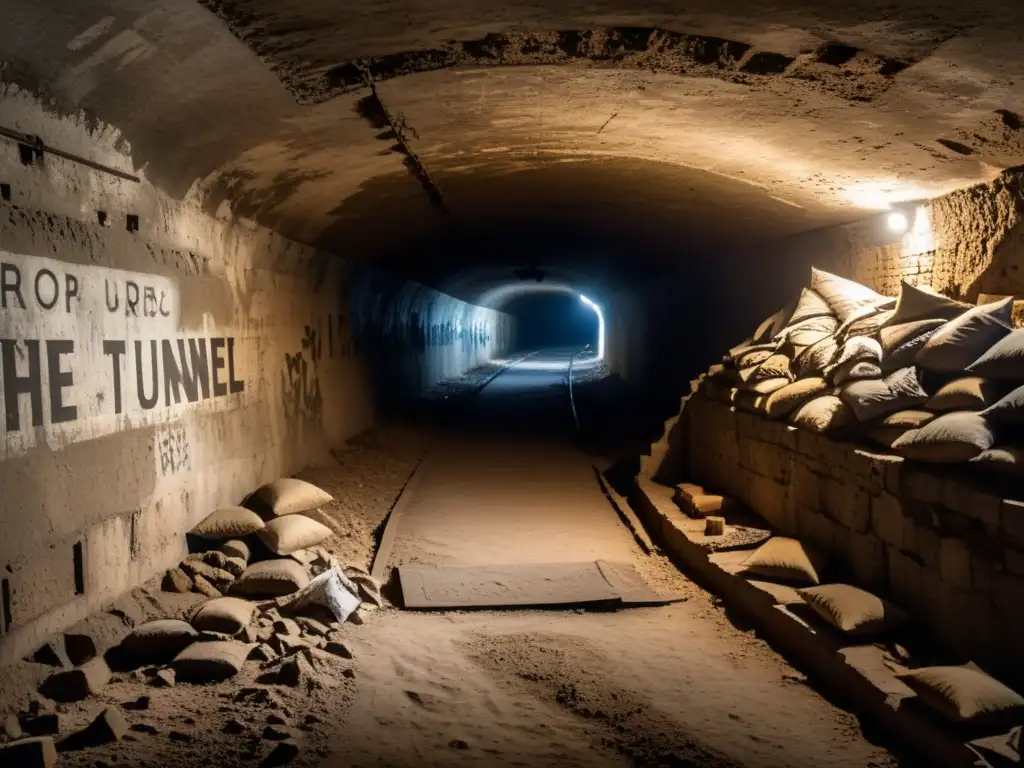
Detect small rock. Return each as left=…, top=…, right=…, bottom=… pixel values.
left=223, top=719, right=247, bottom=735
left=193, top=574, right=223, bottom=598
left=347, top=610, right=365, bottom=626
left=169, top=731, right=192, bottom=743
left=201, top=550, right=231, bottom=570
left=0, top=736, right=58, bottom=767
left=3, top=714, right=23, bottom=739
left=266, top=714, right=286, bottom=725
left=448, top=739, right=470, bottom=750
left=324, top=641, right=353, bottom=660
left=235, top=687, right=272, bottom=704
left=130, top=723, right=159, bottom=735
left=63, top=633, right=97, bottom=666
left=162, top=568, right=193, bottom=594
left=262, top=724, right=293, bottom=741
left=39, top=657, right=111, bottom=702
left=342, top=668, right=355, bottom=679
left=261, top=652, right=315, bottom=688
left=124, top=695, right=150, bottom=711
left=20, top=714, right=60, bottom=737
left=153, top=669, right=176, bottom=687
left=302, top=714, right=320, bottom=725
left=296, top=618, right=329, bottom=637
left=29, top=640, right=71, bottom=669
left=260, top=740, right=300, bottom=767
left=273, top=634, right=309, bottom=657
left=89, top=707, right=129, bottom=744
left=26, top=697, right=54, bottom=716
left=272, top=619, right=301, bottom=637
left=249, top=644, right=278, bottom=662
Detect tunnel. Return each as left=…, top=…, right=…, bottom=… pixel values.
left=2, top=1, right=1024, bottom=766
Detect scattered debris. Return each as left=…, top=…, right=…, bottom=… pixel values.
left=30, top=640, right=71, bottom=669
left=324, top=640, right=353, bottom=660
left=40, top=657, right=111, bottom=702
left=20, top=714, right=60, bottom=737
left=153, top=669, right=176, bottom=687
left=162, top=567, right=194, bottom=594
left=64, top=633, right=97, bottom=666
left=260, top=739, right=300, bottom=766
left=0, top=735, right=58, bottom=767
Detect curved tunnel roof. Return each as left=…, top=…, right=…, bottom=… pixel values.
left=3, top=0, right=1024, bottom=305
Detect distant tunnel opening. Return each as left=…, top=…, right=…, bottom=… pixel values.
left=505, top=291, right=599, bottom=355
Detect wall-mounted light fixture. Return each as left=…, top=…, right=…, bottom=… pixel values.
left=887, top=210, right=910, bottom=234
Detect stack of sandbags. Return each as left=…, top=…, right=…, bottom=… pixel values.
left=705, top=269, right=1024, bottom=474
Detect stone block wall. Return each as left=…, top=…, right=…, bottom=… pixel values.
left=681, top=393, right=1024, bottom=687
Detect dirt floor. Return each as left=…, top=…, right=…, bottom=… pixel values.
left=0, top=359, right=900, bottom=767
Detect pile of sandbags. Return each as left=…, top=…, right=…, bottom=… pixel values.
left=706, top=268, right=1024, bottom=473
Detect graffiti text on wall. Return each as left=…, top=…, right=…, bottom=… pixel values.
left=0, top=251, right=249, bottom=460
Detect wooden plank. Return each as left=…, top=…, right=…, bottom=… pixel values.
left=398, top=561, right=621, bottom=609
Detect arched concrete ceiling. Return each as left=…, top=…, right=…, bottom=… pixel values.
left=3, top=0, right=1024, bottom=304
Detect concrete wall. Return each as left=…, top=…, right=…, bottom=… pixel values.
left=0, top=84, right=515, bottom=663
left=681, top=393, right=1024, bottom=687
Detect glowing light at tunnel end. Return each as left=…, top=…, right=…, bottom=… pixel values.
left=579, top=294, right=605, bottom=361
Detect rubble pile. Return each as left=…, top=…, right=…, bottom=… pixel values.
left=1, top=477, right=384, bottom=766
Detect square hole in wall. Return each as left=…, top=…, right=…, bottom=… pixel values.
left=97, top=210, right=108, bottom=227
left=73, top=541, right=85, bottom=596
left=18, top=143, right=37, bottom=166
left=0, top=183, right=10, bottom=202
left=1, top=577, right=11, bottom=634
left=126, top=213, right=139, bottom=232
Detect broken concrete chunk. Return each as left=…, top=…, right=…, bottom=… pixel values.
left=64, top=633, right=98, bottom=666
left=272, top=619, right=301, bottom=637
left=705, top=516, right=725, bottom=536
left=296, top=617, right=329, bottom=637
left=193, top=574, right=223, bottom=598
left=262, top=724, right=294, bottom=740
left=90, top=707, right=129, bottom=744
left=249, top=644, right=278, bottom=662
left=29, top=639, right=71, bottom=669
left=201, top=550, right=231, bottom=570
left=39, top=657, right=111, bottom=702
left=163, top=567, right=194, bottom=594
left=324, top=640, right=353, bottom=660
left=258, top=651, right=315, bottom=687
left=181, top=560, right=235, bottom=589
left=272, top=634, right=310, bottom=657
left=260, top=740, right=300, bottom=767
left=152, top=669, right=176, bottom=687
left=0, top=736, right=57, bottom=767
left=19, top=714, right=60, bottom=737
left=3, top=714, right=23, bottom=739
left=124, top=695, right=150, bottom=711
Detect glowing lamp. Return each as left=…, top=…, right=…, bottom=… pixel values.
left=887, top=211, right=909, bottom=233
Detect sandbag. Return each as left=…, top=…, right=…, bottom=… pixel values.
left=765, top=377, right=829, bottom=419
left=253, top=478, right=334, bottom=517
left=190, top=507, right=265, bottom=539
left=191, top=597, right=256, bottom=636
left=838, top=367, right=929, bottom=422
left=231, top=559, right=310, bottom=598
left=258, top=515, right=333, bottom=556
left=810, top=268, right=893, bottom=323
left=967, top=328, right=1024, bottom=380
left=890, top=411, right=995, bottom=463
left=883, top=281, right=971, bottom=327
left=790, top=396, right=852, bottom=434
left=915, top=298, right=1014, bottom=373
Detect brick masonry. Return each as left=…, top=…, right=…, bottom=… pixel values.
left=677, top=392, right=1024, bottom=687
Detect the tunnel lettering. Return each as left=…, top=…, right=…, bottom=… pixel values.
left=0, top=335, right=246, bottom=436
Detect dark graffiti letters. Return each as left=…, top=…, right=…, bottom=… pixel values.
left=210, top=337, right=227, bottom=397
left=158, top=425, right=190, bottom=476
left=103, top=340, right=126, bottom=414
left=46, top=340, right=76, bottom=424
left=1, top=339, right=43, bottom=431
left=126, top=281, right=140, bottom=317
left=1, top=263, right=24, bottom=310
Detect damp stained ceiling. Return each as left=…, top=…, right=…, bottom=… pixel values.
left=2, top=0, right=1024, bottom=300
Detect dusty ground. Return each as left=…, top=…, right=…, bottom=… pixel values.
left=2, top=359, right=899, bottom=767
